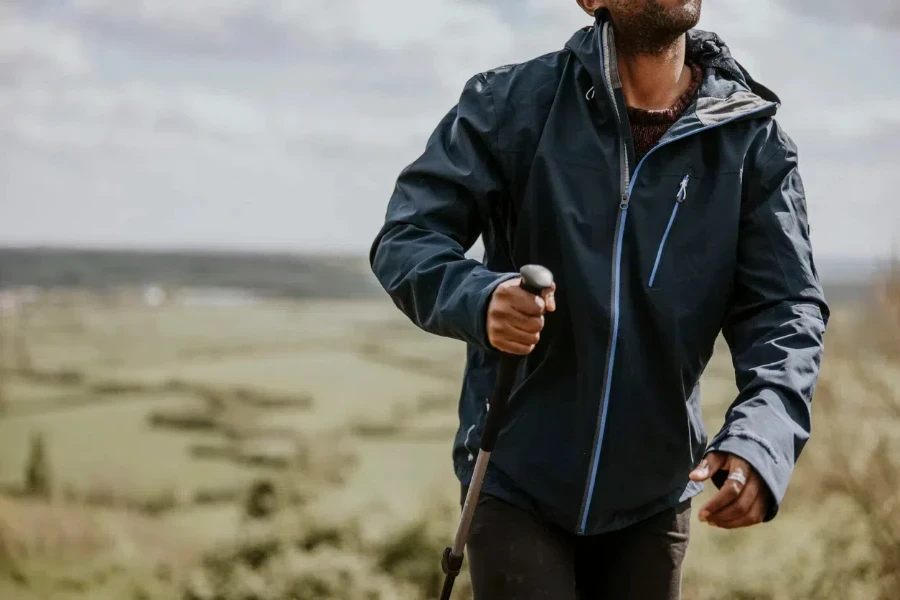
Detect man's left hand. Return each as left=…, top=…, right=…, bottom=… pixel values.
left=689, top=452, right=770, bottom=529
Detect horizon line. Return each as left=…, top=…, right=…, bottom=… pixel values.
left=0, top=242, right=895, bottom=262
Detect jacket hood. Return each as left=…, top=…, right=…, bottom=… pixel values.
left=565, top=10, right=781, bottom=108
left=685, top=28, right=781, bottom=105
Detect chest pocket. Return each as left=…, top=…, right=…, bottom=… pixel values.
left=649, top=174, right=691, bottom=288
left=643, top=171, right=741, bottom=359
left=644, top=168, right=742, bottom=292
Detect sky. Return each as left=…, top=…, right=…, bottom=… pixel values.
left=1, top=0, right=898, bottom=259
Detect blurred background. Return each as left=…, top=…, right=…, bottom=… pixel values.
left=0, top=1, right=898, bottom=599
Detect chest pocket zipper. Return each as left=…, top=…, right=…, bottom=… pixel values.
left=649, top=175, right=690, bottom=287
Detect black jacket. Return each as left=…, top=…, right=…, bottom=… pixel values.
left=370, top=14, right=829, bottom=535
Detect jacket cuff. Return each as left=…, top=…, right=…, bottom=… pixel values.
left=706, top=426, right=784, bottom=522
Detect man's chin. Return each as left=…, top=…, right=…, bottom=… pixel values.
left=658, top=0, right=703, bottom=23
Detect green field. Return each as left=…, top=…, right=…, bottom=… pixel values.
left=0, top=286, right=898, bottom=599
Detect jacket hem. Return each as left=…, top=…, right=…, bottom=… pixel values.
left=454, top=460, right=704, bottom=535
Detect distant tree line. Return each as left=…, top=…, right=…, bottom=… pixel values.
left=0, top=248, right=381, bottom=299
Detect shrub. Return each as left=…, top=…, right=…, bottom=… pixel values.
left=24, top=432, right=52, bottom=498
left=148, top=407, right=217, bottom=431
left=183, top=483, right=461, bottom=600
left=374, top=507, right=463, bottom=599
left=193, top=486, right=241, bottom=506
left=89, top=380, right=150, bottom=395
left=808, top=266, right=900, bottom=600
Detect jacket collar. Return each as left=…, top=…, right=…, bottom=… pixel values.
left=564, top=10, right=781, bottom=114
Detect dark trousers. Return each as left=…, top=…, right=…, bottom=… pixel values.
left=463, top=489, right=691, bottom=600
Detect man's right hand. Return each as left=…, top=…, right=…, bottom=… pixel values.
left=487, top=277, right=557, bottom=355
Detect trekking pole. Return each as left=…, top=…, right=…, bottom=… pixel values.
left=439, top=264, right=554, bottom=600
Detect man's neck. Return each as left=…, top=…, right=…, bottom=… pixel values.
left=615, top=35, right=692, bottom=111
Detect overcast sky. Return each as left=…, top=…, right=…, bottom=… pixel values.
left=1, top=0, right=898, bottom=259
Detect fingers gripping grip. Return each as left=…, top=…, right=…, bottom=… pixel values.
left=479, top=265, right=554, bottom=452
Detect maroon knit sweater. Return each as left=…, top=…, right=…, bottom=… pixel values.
left=627, top=62, right=703, bottom=163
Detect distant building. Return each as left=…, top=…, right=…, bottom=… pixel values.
left=142, top=285, right=167, bottom=308
left=0, top=287, right=40, bottom=315
left=0, top=291, right=17, bottom=316
left=176, top=287, right=260, bottom=307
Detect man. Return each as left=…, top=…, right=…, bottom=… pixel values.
left=370, top=1, right=828, bottom=598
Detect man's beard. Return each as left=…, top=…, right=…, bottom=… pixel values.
left=609, top=0, right=702, bottom=56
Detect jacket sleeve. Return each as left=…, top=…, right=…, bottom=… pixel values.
left=369, top=74, right=517, bottom=348
left=707, top=122, right=829, bottom=520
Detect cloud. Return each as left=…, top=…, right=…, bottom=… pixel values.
left=0, top=0, right=897, bottom=258
left=0, top=80, right=271, bottom=150
left=784, top=0, right=900, bottom=31
left=67, top=0, right=516, bottom=62
left=0, top=7, right=91, bottom=80
left=0, top=0, right=442, bottom=252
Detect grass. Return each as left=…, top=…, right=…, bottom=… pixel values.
left=0, top=393, right=255, bottom=497
left=0, top=493, right=204, bottom=599
left=0, top=286, right=897, bottom=599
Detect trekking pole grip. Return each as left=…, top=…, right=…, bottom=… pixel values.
left=479, top=264, right=554, bottom=453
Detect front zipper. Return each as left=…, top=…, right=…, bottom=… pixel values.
left=576, top=21, right=777, bottom=536
left=577, top=20, right=631, bottom=535
left=648, top=174, right=690, bottom=287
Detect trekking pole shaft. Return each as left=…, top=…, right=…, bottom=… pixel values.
left=451, top=352, right=518, bottom=555
left=440, top=355, right=520, bottom=600
left=452, top=442, right=492, bottom=554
